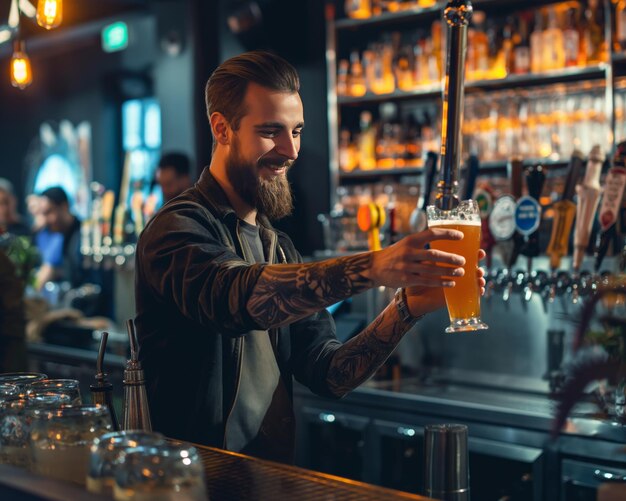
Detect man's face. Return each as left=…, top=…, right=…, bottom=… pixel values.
left=40, top=197, right=66, bottom=233
left=225, top=82, right=304, bottom=220
left=0, top=190, right=10, bottom=226
left=156, top=167, right=190, bottom=203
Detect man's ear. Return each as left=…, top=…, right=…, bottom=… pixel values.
left=210, top=112, right=230, bottom=147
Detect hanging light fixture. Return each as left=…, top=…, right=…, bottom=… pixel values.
left=36, top=0, right=62, bottom=30
left=11, top=39, right=33, bottom=89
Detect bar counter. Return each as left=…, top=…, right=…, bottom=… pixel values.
left=0, top=443, right=433, bottom=500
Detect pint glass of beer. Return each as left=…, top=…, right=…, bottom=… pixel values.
left=426, top=200, right=488, bottom=333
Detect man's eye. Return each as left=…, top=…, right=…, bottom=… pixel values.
left=259, top=130, right=279, bottom=137
left=292, top=130, right=303, bottom=138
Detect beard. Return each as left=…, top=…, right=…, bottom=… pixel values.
left=226, top=137, right=294, bottom=221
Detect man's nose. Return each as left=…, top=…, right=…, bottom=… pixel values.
left=275, top=135, right=299, bottom=161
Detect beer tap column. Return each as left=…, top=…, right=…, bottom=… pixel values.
left=546, top=150, right=585, bottom=301
left=435, top=0, right=472, bottom=212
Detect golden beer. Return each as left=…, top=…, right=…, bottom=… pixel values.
left=427, top=200, right=488, bottom=333
left=429, top=221, right=481, bottom=321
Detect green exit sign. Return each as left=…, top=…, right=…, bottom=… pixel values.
left=102, top=21, right=128, bottom=53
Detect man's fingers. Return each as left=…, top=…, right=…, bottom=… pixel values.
left=414, top=248, right=465, bottom=266
left=410, top=227, right=464, bottom=247
left=478, top=249, right=486, bottom=260
left=411, top=264, right=465, bottom=278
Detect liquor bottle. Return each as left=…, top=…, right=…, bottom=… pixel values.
left=530, top=9, right=544, bottom=73
left=542, top=6, right=565, bottom=71
left=514, top=17, right=531, bottom=75
left=617, top=0, right=626, bottom=51
left=471, top=11, right=489, bottom=80
left=431, top=20, right=443, bottom=78
left=337, top=59, right=349, bottom=96
left=487, top=20, right=504, bottom=79
left=349, top=51, right=366, bottom=97
left=426, top=38, right=440, bottom=84
left=362, top=48, right=376, bottom=93
left=370, top=41, right=395, bottom=95
left=345, top=0, right=371, bottom=19
left=582, top=0, right=605, bottom=65
left=500, top=19, right=515, bottom=77
left=404, top=115, right=423, bottom=168
left=395, top=45, right=413, bottom=91
left=339, top=129, right=358, bottom=172
left=563, top=8, right=580, bottom=67
left=358, top=111, right=377, bottom=170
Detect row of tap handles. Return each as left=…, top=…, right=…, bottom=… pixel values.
left=475, top=139, right=626, bottom=307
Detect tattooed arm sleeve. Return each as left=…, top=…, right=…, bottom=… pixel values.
left=247, top=253, right=373, bottom=329
left=326, top=299, right=412, bottom=397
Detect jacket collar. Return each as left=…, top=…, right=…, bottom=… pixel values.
left=196, top=167, right=275, bottom=230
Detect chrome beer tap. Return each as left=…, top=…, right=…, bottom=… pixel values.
left=435, top=0, right=472, bottom=212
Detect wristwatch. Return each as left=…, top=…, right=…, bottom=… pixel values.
left=394, top=288, right=424, bottom=326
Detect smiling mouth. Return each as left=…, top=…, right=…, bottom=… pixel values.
left=260, top=163, right=289, bottom=174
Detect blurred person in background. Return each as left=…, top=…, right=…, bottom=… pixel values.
left=27, top=194, right=64, bottom=290
left=38, top=187, right=84, bottom=287
left=154, top=152, right=193, bottom=203
left=0, top=178, right=29, bottom=236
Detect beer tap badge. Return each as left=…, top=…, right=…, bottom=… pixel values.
left=489, top=195, right=516, bottom=241
left=598, top=141, right=626, bottom=231
left=515, top=196, right=542, bottom=236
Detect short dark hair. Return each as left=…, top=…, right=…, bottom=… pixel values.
left=40, top=186, right=69, bottom=206
left=157, top=152, right=191, bottom=177
left=205, top=50, right=300, bottom=147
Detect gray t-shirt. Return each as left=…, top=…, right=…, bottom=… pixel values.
left=225, top=220, right=294, bottom=462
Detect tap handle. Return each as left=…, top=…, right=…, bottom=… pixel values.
left=525, top=164, right=546, bottom=201
left=126, top=319, right=139, bottom=362
left=96, top=331, right=108, bottom=378
left=436, top=0, right=472, bottom=211
left=463, top=154, right=480, bottom=200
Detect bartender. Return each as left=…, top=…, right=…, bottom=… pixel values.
left=135, top=50, right=486, bottom=463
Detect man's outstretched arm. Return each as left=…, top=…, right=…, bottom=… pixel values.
left=247, top=228, right=466, bottom=329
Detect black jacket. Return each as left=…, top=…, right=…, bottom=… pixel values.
left=135, top=168, right=340, bottom=451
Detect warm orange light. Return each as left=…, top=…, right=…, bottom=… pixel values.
left=36, top=0, right=63, bottom=30
left=10, top=40, right=32, bottom=89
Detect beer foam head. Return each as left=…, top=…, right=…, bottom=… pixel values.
left=428, top=219, right=481, bottom=227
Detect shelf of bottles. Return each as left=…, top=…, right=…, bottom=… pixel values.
left=334, top=0, right=617, bottom=176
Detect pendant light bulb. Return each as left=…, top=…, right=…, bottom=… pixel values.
left=36, top=0, right=63, bottom=30
left=11, top=40, right=33, bottom=89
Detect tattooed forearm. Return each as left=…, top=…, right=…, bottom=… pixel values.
left=326, top=301, right=412, bottom=397
left=247, top=252, right=373, bottom=329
